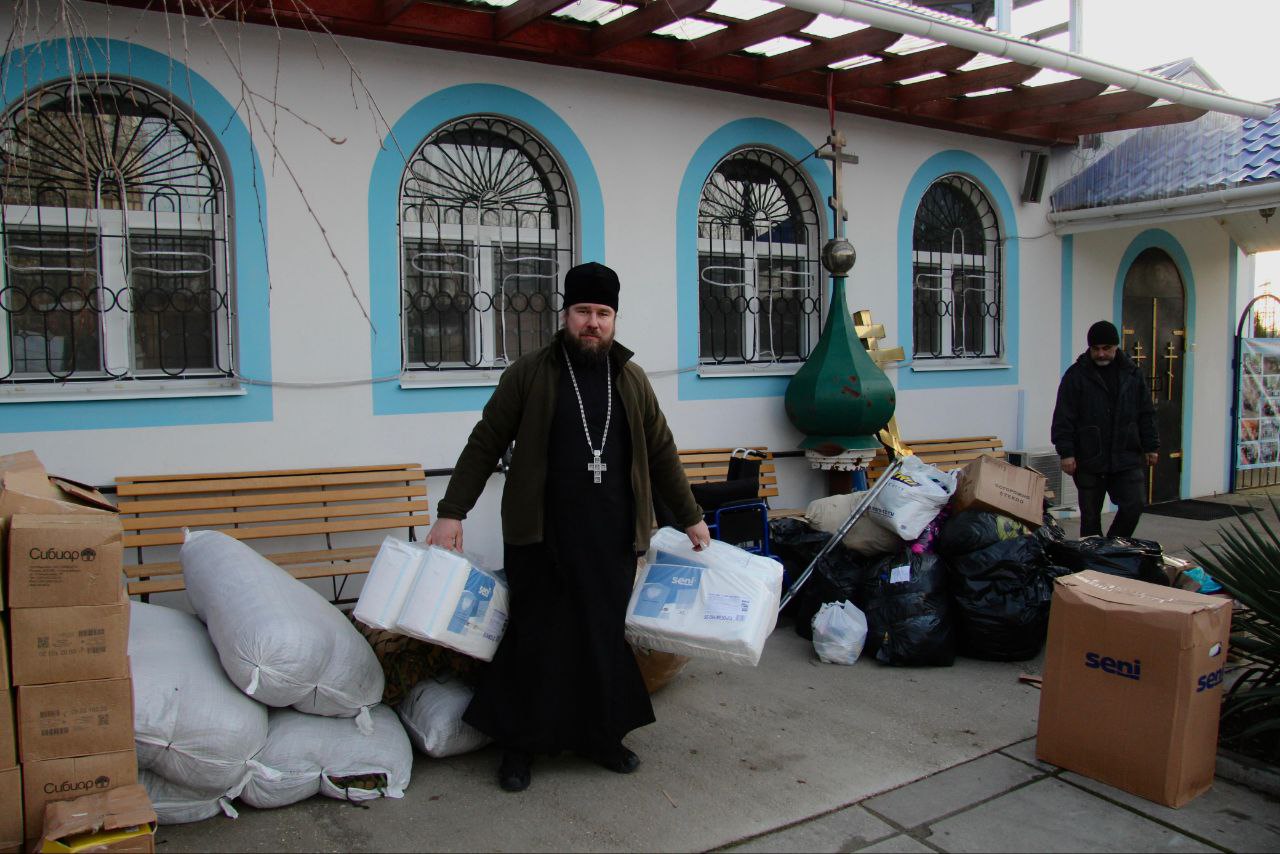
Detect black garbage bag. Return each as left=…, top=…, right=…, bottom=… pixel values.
left=945, top=534, right=1064, bottom=661
left=863, top=549, right=956, bottom=667
left=935, top=510, right=1028, bottom=557
left=1040, top=536, right=1168, bottom=586
left=769, top=517, right=878, bottom=640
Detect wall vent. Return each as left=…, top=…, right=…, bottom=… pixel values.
left=1007, top=448, right=1078, bottom=510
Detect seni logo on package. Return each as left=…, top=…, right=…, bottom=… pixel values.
left=1084, top=651, right=1142, bottom=681
left=447, top=567, right=495, bottom=637
left=1196, top=642, right=1225, bottom=693
left=633, top=563, right=702, bottom=620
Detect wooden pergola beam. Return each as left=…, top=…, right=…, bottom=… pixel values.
left=894, top=61, right=1040, bottom=109
left=493, top=0, right=571, bottom=41
left=756, top=26, right=901, bottom=82
left=1020, top=103, right=1207, bottom=139
left=948, top=78, right=1109, bottom=120
left=986, top=89, right=1158, bottom=130
left=834, top=44, right=977, bottom=92
left=590, top=0, right=716, bottom=56
left=678, top=7, right=815, bottom=68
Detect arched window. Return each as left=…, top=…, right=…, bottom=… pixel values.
left=0, top=79, right=231, bottom=384
left=400, top=116, right=574, bottom=371
left=697, top=147, right=821, bottom=366
left=912, top=174, right=1002, bottom=360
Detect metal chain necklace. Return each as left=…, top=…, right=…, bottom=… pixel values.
left=562, top=346, right=611, bottom=484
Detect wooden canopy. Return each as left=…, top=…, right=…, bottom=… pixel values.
left=90, top=0, right=1209, bottom=146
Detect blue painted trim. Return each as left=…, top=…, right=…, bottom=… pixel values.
left=896, top=150, right=1020, bottom=391
left=0, top=39, right=271, bottom=432
left=370, top=85, right=604, bottom=415
left=1060, top=234, right=1074, bottom=373
left=1112, top=229, right=1196, bottom=498
left=1226, top=239, right=1240, bottom=492
left=675, top=119, right=832, bottom=401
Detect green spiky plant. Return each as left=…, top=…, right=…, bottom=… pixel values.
left=1189, top=499, right=1280, bottom=764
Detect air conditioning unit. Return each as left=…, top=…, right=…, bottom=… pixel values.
left=1006, top=448, right=1078, bottom=511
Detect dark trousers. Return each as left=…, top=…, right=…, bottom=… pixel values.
left=1074, top=467, right=1147, bottom=538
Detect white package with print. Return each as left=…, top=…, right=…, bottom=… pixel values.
left=624, top=527, right=783, bottom=666
left=354, top=536, right=428, bottom=630
left=393, top=545, right=508, bottom=661
left=866, top=454, right=958, bottom=540
left=811, top=600, right=868, bottom=665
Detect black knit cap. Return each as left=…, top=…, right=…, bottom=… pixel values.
left=1087, top=320, right=1120, bottom=347
left=563, top=262, right=620, bottom=311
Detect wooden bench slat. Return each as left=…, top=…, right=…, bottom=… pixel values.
left=120, top=498, right=432, bottom=533
left=125, top=513, right=432, bottom=549
left=124, top=544, right=384, bottom=579
left=116, top=463, right=422, bottom=484
left=116, top=468, right=426, bottom=497
left=115, top=485, right=427, bottom=515
left=128, top=558, right=375, bottom=596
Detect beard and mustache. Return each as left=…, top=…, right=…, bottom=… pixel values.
left=564, top=326, right=613, bottom=369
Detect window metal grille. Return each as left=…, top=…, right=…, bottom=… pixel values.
left=911, top=174, right=1002, bottom=361
left=400, top=116, right=573, bottom=371
left=0, top=79, right=232, bottom=385
left=697, top=148, right=822, bottom=366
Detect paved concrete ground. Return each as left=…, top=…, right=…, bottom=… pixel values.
left=153, top=492, right=1280, bottom=852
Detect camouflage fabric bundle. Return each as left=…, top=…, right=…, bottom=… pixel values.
left=348, top=612, right=486, bottom=706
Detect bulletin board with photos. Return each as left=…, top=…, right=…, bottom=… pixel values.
left=1237, top=338, right=1280, bottom=470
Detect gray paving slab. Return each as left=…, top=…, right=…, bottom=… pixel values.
left=926, top=777, right=1219, bottom=853
left=856, top=833, right=937, bottom=853
left=862, top=752, right=1046, bottom=828
left=997, top=736, right=1059, bottom=773
left=1061, top=771, right=1280, bottom=852
left=722, top=805, right=898, bottom=853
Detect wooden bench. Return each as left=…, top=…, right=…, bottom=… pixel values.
left=866, top=436, right=1005, bottom=483
left=115, top=463, right=430, bottom=602
left=676, top=447, right=779, bottom=503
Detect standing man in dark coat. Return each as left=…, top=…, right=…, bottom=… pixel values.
left=426, top=261, right=710, bottom=793
left=1051, top=320, right=1159, bottom=538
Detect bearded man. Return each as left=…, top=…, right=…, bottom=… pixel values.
left=1051, top=320, right=1159, bottom=538
left=426, top=261, right=710, bottom=792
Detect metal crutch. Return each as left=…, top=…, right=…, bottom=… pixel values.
left=777, top=455, right=907, bottom=612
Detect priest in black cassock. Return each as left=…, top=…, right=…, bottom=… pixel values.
left=426, top=261, right=710, bottom=792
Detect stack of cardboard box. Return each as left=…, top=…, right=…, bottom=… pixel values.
left=0, top=451, right=138, bottom=848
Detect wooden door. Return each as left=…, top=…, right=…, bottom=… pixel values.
left=1121, top=248, right=1186, bottom=503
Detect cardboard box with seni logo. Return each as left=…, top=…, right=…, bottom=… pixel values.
left=1036, top=570, right=1231, bottom=807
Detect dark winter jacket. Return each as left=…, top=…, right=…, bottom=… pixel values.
left=1050, top=349, right=1159, bottom=474
left=437, top=330, right=702, bottom=553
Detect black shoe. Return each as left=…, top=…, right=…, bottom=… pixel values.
left=498, top=750, right=532, bottom=792
left=587, top=743, right=641, bottom=774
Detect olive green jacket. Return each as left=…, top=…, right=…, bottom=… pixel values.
left=437, top=332, right=702, bottom=553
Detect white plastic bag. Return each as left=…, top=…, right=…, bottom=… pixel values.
left=867, top=455, right=957, bottom=540
left=397, top=678, right=492, bottom=758
left=240, top=705, right=413, bottom=809
left=811, top=600, right=868, bottom=665
left=805, top=492, right=903, bottom=556
left=624, top=527, right=783, bottom=667
left=128, top=601, right=267, bottom=799
left=181, top=530, right=384, bottom=723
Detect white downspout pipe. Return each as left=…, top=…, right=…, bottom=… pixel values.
left=778, top=0, right=1273, bottom=120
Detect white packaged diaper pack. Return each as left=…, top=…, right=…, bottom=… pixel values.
left=624, top=527, right=783, bottom=667
left=392, top=545, right=509, bottom=662
left=353, top=537, right=426, bottom=631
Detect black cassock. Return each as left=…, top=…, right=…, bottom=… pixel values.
left=463, top=352, right=655, bottom=754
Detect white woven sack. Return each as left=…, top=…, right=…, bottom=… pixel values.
left=397, top=678, right=492, bottom=758
left=241, top=705, right=413, bottom=809
left=129, top=601, right=267, bottom=799
left=805, top=492, right=903, bottom=556
left=811, top=600, right=868, bottom=665
left=624, top=527, right=783, bottom=667
left=181, top=530, right=384, bottom=725
left=866, top=455, right=957, bottom=540
left=139, top=769, right=240, bottom=825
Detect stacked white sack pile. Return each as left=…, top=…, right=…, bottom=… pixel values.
left=354, top=537, right=509, bottom=662
left=625, top=527, right=784, bottom=667
left=128, top=530, right=416, bottom=823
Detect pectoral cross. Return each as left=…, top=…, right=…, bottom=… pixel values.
left=588, top=452, right=607, bottom=484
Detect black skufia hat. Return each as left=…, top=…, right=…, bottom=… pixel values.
left=563, top=262, right=620, bottom=311
left=1087, top=320, right=1120, bottom=347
